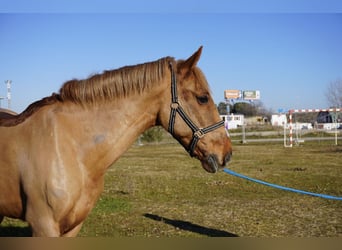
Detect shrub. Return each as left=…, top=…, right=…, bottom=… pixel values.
left=141, top=126, right=164, bottom=143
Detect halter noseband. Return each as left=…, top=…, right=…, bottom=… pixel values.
left=167, top=62, right=224, bottom=157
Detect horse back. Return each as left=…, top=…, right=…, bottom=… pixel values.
left=0, top=108, right=18, bottom=119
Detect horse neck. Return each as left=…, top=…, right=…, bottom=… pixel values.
left=64, top=82, right=168, bottom=171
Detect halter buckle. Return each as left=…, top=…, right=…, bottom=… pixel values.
left=194, top=129, right=205, bottom=139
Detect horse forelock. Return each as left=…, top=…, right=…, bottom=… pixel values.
left=176, top=59, right=211, bottom=94
left=192, top=67, right=211, bottom=94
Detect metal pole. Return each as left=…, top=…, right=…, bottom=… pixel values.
left=5, top=80, right=11, bottom=109
left=242, top=123, right=246, bottom=144
left=289, top=112, right=293, bottom=147
left=284, top=123, right=287, bottom=147
left=335, top=111, right=338, bottom=146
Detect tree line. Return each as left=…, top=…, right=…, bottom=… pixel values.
left=217, top=101, right=271, bottom=118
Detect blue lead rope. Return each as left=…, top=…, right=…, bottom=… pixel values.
left=223, top=168, right=342, bottom=201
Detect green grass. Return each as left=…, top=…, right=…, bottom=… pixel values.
left=1, top=141, right=341, bottom=237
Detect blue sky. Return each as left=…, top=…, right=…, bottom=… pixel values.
left=1, top=1, right=342, bottom=113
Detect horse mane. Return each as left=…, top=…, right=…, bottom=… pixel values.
left=0, top=56, right=174, bottom=127
left=59, top=56, right=173, bottom=104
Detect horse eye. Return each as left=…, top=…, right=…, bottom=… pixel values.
left=196, top=95, right=209, bottom=104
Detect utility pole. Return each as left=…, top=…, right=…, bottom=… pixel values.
left=5, top=80, right=12, bottom=109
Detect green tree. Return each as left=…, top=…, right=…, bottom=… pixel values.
left=217, top=102, right=228, bottom=115
left=232, top=102, right=257, bottom=117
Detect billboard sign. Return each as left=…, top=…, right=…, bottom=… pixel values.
left=224, top=89, right=241, bottom=100
left=242, top=90, right=260, bottom=100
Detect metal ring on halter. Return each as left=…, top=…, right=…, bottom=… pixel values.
left=170, top=102, right=179, bottom=109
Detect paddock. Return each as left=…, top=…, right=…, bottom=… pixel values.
left=1, top=135, right=341, bottom=237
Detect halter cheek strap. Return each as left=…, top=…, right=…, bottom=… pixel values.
left=167, top=62, right=224, bottom=157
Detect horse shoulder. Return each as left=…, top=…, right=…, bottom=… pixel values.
left=30, top=104, right=105, bottom=231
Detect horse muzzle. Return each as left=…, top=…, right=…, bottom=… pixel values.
left=201, top=153, right=232, bottom=173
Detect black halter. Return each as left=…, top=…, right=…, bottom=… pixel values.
left=167, top=62, right=224, bottom=157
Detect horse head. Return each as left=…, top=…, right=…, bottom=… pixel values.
left=158, top=47, right=232, bottom=173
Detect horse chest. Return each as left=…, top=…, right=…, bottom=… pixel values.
left=65, top=177, right=104, bottom=223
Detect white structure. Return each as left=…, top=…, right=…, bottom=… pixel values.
left=271, top=114, right=287, bottom=126
left=271, top=114, right=313, bottom=129
left=220, top=114, right=244, bottom=129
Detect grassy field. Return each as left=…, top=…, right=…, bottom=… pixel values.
left=1, top=139, right=341, bottom=237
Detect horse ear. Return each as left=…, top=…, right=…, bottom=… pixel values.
left=178, top=46, right=203, bottom=73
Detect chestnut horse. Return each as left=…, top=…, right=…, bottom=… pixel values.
left=0, top=47, right=232, bottom=236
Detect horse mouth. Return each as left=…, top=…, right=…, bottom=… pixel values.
left=201, top=155, right=221, bottom=173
